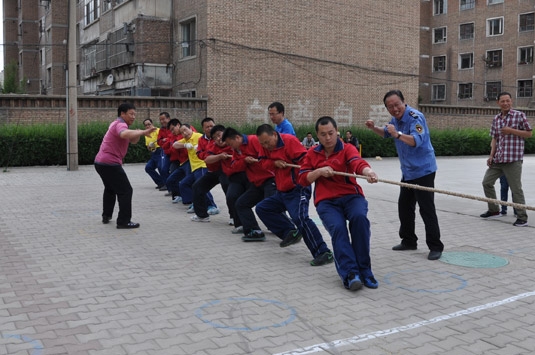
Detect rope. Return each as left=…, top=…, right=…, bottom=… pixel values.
left=285, top=163, right=535, bottom=212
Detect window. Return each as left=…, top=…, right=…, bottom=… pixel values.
left=83, top=44, right=97, bottom=77
left=460, top=0, right=475, bottom=10
left=459, top=53, right=473, bottom=69
left=518, top=80, right=533, bottom=98
left=486, top=82, right=502, bottom=101
left=433, top=27, right=447, bottom=43
left=488, top=0, right=504, bottom=4
left=458, top=83, right=473, bottom=99
left=432, top=84, right=446, bottom=101
left=519, top=13, right=535, bottom=32
left=486, top=49, right=502, bottom=68
left=102, top=0, right=112, bottom=12
left=487, top=17, right=504, bottom=36
left=460, top=23, right=474, bottom=39
left=433, top=0, right=447, bottom=15
left=433, top=56, right=446, bottom=72
left=84, top=0, right=99, bottom=26
left=519, top=46, right=534, bottom=64
left=180, top=18, right=196, bottom=58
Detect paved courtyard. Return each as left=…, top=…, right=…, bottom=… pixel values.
left=1, top=155, right=534, bottom=355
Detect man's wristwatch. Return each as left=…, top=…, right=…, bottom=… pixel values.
left=396, top=131, right=403, bottom=139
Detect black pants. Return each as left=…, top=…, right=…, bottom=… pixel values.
left=192, top=170, right=229, bottom=218
left=398, top=172, right=443, bottom=252
left=94, top=163, right=133, bottom=225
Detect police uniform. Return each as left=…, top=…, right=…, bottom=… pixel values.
left=383, top=105, right=444, bottom=253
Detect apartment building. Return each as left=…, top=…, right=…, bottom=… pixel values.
left=420, top=0, right=535, bottom=107
left=4, top=0, right=420, bottom=125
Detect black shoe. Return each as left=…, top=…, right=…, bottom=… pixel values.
left=392, top=243, right=417, bottom=251
left=158, top=186, right=168, bottom=191
left=117, top=222, right=140, bottom=229
left=280, top=230, right=303, bottom=248
left=242, top=230, right=266, bottom=242
left=310, top=251, right=334, bottom=266
left=155, top=185, right=164, bottom=189
left=428, top=251, right=442, bottom=260
left=102, top=216, right=111, bottom=224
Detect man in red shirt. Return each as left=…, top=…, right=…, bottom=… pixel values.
left=222, top=127, right=276, bottom=241
left=299, top=116, right=379, bottom=291
left=156, top=112, right=172, bottom=192
left=255, top=124, right=334, bottom=266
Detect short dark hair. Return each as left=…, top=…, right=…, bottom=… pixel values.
left=118, top=102, right=135, bottom=117
left=315, top=116, right=337, bottom=132
left=201, top=117, right=215, bottom=126
left=159, top=112, right=170, bottom=118
left=256, top=123, right=276, bottom=136
left=143, top=118, right=153, bottom=125
left=222, top=127, right=241, bottom=141
left=383, top=90, right=405, bottom=105
left=168, top=118, right=181, bottom=128
left=210, top=124, right=226, bottom=137
left=268, top=102, right=285, bottom=114
left=497, top=92, right=512, bottom=101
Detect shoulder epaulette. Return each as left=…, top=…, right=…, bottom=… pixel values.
left=409, top=111, right=419, bottom=119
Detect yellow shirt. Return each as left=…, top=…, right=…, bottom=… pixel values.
left=144, top=128, right=160, bottom=151
left=179, top=132, right=206, bottom=172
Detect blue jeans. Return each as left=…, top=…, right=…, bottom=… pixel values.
left=166, top=161, right=190, bottom=198
left=145, top=148, right=164, bottom=187
left=256, top=186, right=330, bottom=258
left=158, top=151, right=171, bottom=188
left=180, top=167, right=216, bottom=207
left=316, top=194, right=373, bottom=283
left=499, top=175, right=517, bottom=215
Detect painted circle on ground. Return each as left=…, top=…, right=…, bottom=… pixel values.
left=383, top=269, right=467, bottom=293
left=195, top=297, right=296, bottom=331
left=3, top=334, right=43, bottom=355
left=439, top=251, right=509, bottom=268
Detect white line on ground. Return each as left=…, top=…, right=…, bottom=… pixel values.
left=274, top=290, right=535, bottom=355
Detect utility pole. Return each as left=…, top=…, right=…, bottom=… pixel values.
left=66, top=0, right=78, bottom=170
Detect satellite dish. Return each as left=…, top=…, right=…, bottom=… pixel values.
left=106, top=74, right=114, bottom=85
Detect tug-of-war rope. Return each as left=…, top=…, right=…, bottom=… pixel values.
left=285, top=163, right=535, bottom=212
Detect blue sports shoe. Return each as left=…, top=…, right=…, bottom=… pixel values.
left=363, top=276, right=379, bottom=289
left=345, top=273, right=363, bottom=291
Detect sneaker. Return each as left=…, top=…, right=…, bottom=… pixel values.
left=231, top=226, right=244, bottom=234
left=363, top=276, right=379, bottom=289
left=279, top=230, right=303, bottom=248
left=102, top=216, right=111, bottom=224
left=172, top=196, right=182, bottom=204
left=513, top=219, right=528, bottom=227
left=164, top=191, right=172, bottom=196
left=500, top=210, right=507, bottom=215
left=191, top=215, right=210, bottom=223
left=186, top=204, right=195, bottom=214
left=480, top=211, right=501, bottom=218
left=345, top=273, right=363, bottom=291
left=310, top=251, right=334, bottom=266
left=242, top=230, right=266, bottom=242
left=228, top=218, right=234, bottom=226
left=207, top=206, right=220, bottom=215
left=159, top=186, right=168, bottom=191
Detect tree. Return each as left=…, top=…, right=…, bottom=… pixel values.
left=3, top=60, right=21, bottom=94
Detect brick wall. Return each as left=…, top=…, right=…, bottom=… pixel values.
left=175, top=0, right=421, bottom=127
left=0, top=95, right=207, bottom=125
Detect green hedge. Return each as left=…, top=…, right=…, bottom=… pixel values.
left=1, top=122, right=533, bottom=168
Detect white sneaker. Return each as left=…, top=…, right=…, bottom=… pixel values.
left=186, top=205, right=195, bottom=214
left=191, top=215, right=210, bottom=223
left=228, top=218, right=234, bottom=226
left=231, top=226, right=244, bottom=234
left=207, top=207, right=220, bottom=215
left=172, top=196, right=182, bottom=204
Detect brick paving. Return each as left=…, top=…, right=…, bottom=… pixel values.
left=0, top=155, right=534, bottom=355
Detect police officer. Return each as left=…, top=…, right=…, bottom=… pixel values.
left=365, top=89, right=444, bottom=261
